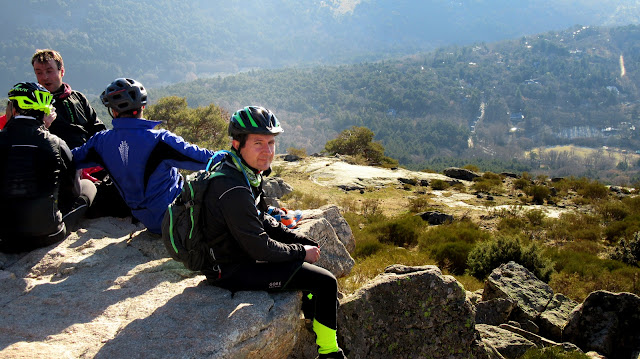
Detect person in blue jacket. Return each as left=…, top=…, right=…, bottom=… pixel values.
left=72, top=78, right=218, bottom=234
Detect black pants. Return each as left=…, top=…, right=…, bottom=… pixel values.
left=205, top=261, right=338, bottom=329
left=0, top=179, right=97, bottom=253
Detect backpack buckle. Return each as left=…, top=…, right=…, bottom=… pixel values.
left=185, top=199, right=195, bottom=209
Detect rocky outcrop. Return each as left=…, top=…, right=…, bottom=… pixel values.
left=563, top=290, right=640, bottom=359
left=476, top=324, right=536, bottom=359
left=263, top=176, right=295, bottom=206
left=0, top=215, right=354, bottom=359
left=302, top=205, right=356, bottom=253
left=336, top=264, right=493, bottom=359
left=443, top=167, right=481, bottom=181
left=295, top=218, right=354, bottom=278
left=416, top=210, right=454, bottom=225
left=481, top=261, right=579, bottom=337
left=475, top=262, right=583, bottom=358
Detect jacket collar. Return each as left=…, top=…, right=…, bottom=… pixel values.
left=4, top=116, right=45, bottom=129
left=52, top=83, right=73, bottom=100
left=112, top=117, right=162, bottom=130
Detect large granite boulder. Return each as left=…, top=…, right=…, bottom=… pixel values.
left=0, top=214, right=352, bottom=359
left=482, top=262, right=555, bottom=323
left=301, top=205, right=356, bottom=253
left=563, top=290, right=640, bottom=359
left=481, top=261, right=578, bottom=341
left=476, top=324, right=535, bottom=359
left=336, top=264, right=492, bottom=359
left=443, top=167, right=480, bottom=181
left=294, top=218, right=354, bottom=278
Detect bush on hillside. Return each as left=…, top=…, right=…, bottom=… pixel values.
left=466, top=236, right=554, bottom=281
left=610, top=231, right=640, bottom=267
left=146, top=96, right=228, bottom=150
left=371, top=215, right=423, bottom=247
left=324, top=126, right=398, bottom=167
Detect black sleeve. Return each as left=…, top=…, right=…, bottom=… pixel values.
left=78, top=92, right=106, bottom=136
left=262, top=214, right=317, bottom=246
left=217, top=180, right=307, bottom=262
left=59, top=139, right=81, bottom=197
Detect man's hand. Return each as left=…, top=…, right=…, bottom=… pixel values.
left=43, top=107, right=57, bottom=129
left=303, top=245, right=320, bottom=264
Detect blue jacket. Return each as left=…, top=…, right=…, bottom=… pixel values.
left=72, top=117, right=216, bottom=233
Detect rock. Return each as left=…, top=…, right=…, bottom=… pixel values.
left=337, top=265, right=487, bottom=359
left=416, top=210, right=454, bottom=225
left=538, top=293, right=578, bottom=342
left=398, top=177, right=417, bottom=186
left=497, top=323, right=557, bottom=348
left=301, top=205, right=356, bottom=253
left=263, top=176, right=294, bottom=199
left=482, top=261, right=554, bottom=323
left=0, top=212, right=353, bottom=359
left=283, top=154, right=301, bottom=162
left=443, top=167, right=480, bottom=181
left=563, top=290, right=640, bottom=359
left=476, top=324, right=536, bottom=359
left=475, top=298, right=517, bottom=326
left=294, top=218, right=354, bottom=278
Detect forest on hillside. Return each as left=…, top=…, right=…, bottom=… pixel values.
left=152, top=25, right=640, bottom=184
left=1, top=0, right=639, bottom=93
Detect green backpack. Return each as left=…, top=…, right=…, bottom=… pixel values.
left=161, top=150, right=253, bottom=271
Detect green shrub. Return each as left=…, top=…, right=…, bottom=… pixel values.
left=467, top=236, right=554, bottom=281
left=525, top=184, right=551, bottom=204
left=596, top=200, right=630, bottom=222
left=371, top=215, right=423, bottom=247
left=431, top=241, right=475, bottom=274
left=577, top=180, right=609, bottom=200
left=419, top=221, right=489, bottom=248
left=361, top=198, right=383, bottom=220
left=408, top=195, right=431, bottom=212
left=610, top=231, right=640, bottom=267
left=513, top=177, right=531, bottom=190
left=544, top=212, right=602, bottom=242
left=286, top=147, right=307, bottom=158
left=430, top=179, right=450, bottom=190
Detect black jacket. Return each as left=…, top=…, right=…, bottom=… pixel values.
left=0, top=116, right=78, bottom=240
left=49, top=83, right=106, bottom=149
left=202, top=156, right=316, bottom=271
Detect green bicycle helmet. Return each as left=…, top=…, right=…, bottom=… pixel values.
left=228, top=106, right=283, bottom=137
left=8, top=82, right=53, bottom=118
left=100, top=78, right=148, bottom=114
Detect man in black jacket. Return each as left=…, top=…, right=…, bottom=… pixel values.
left=31, top=49, right=129, bottom=218
left=201, top=106, right=347, bottom=359
left=0, top=82, right=96, bottom=253
left=31, top=49, right=106, bottom=149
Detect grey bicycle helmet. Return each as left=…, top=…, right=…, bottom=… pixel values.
left=228, top=106, right=283, bottom=137
left=100, top=78, right=148, bottom=113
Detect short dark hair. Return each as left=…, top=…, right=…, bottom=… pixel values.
left=232, top=134, right=248, bottom=150
left=31, top=49, right=64, bottom=70
left=115, top=108, right=143, bottom=119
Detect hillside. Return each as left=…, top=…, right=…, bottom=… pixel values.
left=153, top=25, right=640, bottom=184
left=1, top=0, right=639, bottom=93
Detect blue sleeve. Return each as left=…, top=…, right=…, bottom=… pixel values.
left=158, top=131, right=220, bottom=170
left=71, top=134, right=103, bottom=169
